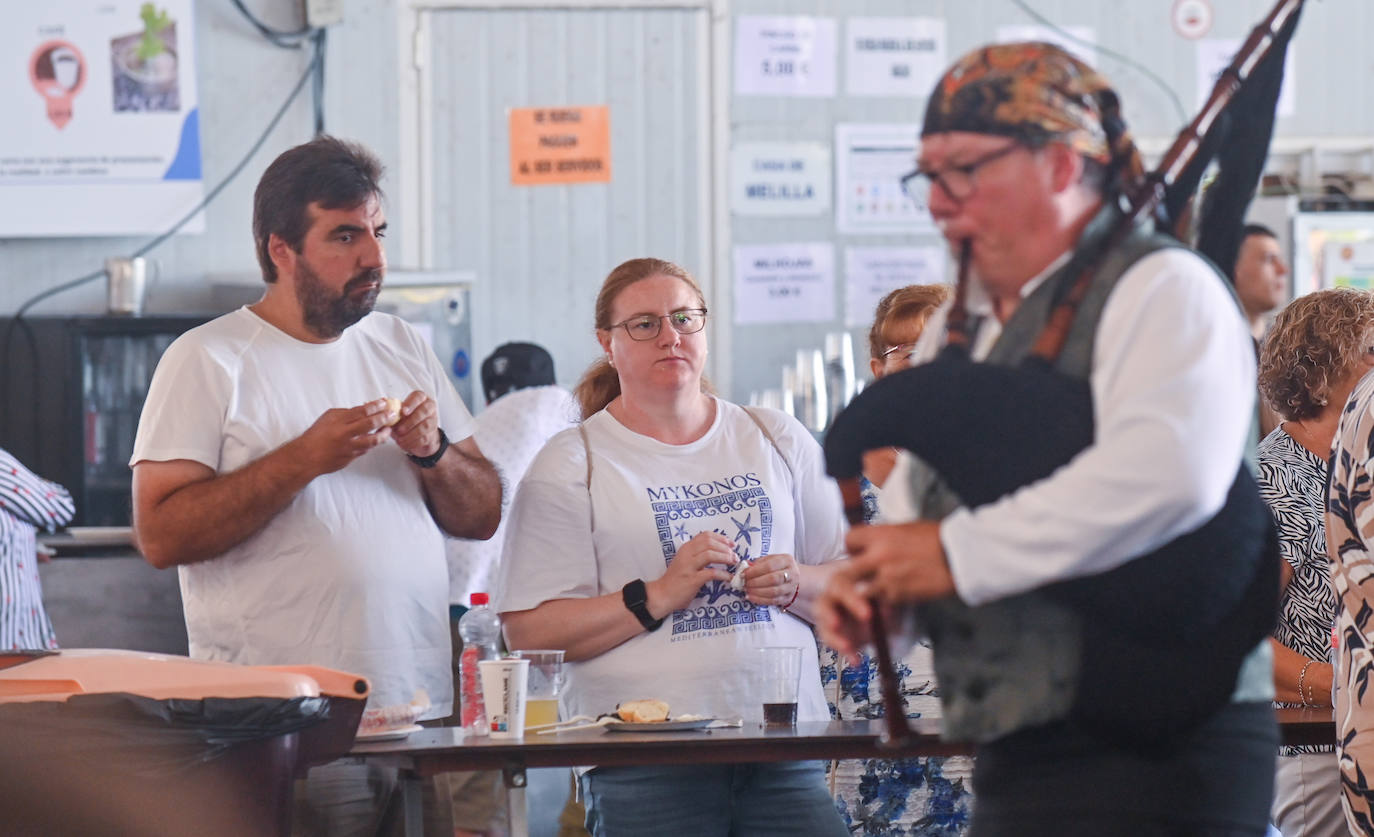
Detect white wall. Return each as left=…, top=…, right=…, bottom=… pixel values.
left=3, top=0, right=1371, bottom=397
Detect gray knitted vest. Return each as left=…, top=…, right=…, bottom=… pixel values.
left=907, top=208, right=1256, bottom=743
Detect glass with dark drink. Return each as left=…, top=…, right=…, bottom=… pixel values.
left=758, top=646, right=802, bottom=727
left=763, top=701, right=798, bottom=725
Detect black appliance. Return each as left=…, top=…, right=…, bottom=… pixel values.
left=0, top=316, right=210, bottom=526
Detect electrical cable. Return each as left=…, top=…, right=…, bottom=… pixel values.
left=1009, top=0, right=1189, bottom=124
left=228, top=0, right=311, bottom=49
left=0, top=35, right=325, bottom=451
left=312, top=28, right=328, bottom=135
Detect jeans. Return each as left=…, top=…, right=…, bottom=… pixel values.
left=579, top=761, right=848, bottom=837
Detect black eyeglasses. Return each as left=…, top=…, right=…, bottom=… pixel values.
left=901, top=143, right=1023, bottom=203
left=610, top=308, right=708, bottom=341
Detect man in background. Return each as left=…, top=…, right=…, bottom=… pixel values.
left=443, top=341, right=577, bottom=837
left=1234, top=223, right=1290, bottom=436
left=1234, top=223, right=1290, bottom=341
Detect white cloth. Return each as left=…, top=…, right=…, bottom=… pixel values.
left=907, top=247, right=1256, bottom=607
left=495, top=398, right=846, bottom=731
left=130, top=307, right=475, bottom=717
left=447, top=385, right=578, bottom=605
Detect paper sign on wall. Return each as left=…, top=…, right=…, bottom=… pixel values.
left=1196, top=39, right=1295, bottom=118
left=845, top=18, right=946, bottom=98
left=730, top=142, right=830, bottom=217
left=735, top=16, right=837, bottom=98
left=844, top=246, right=949, bottom=328
left=733, top=243, right=835, bottom=324
left=1324, top=240, right=1374, bottom=290
left=835, top=123, right=931, bottom=235
left=508, top=106, right=611, bottom=186
left=995, top=24, right=1097, bottom=66
left=0, top=0, right=203, bottom=237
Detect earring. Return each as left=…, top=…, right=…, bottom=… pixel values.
left=607, top=354, right=615, bottom=368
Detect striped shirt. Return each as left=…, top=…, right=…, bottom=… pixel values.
left=0, top=449, right=75, bottom=650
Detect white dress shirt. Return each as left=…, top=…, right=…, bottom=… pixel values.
left=908, top=247, right=1256, bottom=607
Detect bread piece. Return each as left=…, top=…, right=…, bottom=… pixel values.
left=617, top=698, right=670, bottom=723
left=383, top=397, right=403, bottom=427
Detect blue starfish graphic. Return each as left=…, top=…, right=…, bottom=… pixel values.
left=673, top=524, right=689, bottom=541
left=731, top=513, right=761, bottom=547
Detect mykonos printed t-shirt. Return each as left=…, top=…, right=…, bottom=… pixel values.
left=496, top=398, right=845, bottom=728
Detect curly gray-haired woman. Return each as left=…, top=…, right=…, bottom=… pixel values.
left=1257, top=287, right=1374, bottom=837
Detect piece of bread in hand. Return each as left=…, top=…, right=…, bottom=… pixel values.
left=382, top=397, right=403, bottom=426
left=617, top=698, right=670, bottom=723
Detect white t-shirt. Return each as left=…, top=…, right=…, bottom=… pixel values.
left=495, top=398, right=846, bottom=727
left=130, top=307, right=475, bottom=717
left=447, top=385, right=579, bottom=605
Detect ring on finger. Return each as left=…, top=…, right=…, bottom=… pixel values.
left=782, top=570, right=790, bottom=583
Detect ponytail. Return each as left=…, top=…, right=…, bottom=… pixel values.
left=574, top=357, right=622, bottom=420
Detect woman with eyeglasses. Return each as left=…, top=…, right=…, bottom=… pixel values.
left=1261, top=288, right=1374, bottom=837
left=818, top=283, right=975, bottom=835
left=494, top=257, right=850, bottom=836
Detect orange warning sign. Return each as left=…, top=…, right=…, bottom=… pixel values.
left=509, top=106, right=611, bottom=186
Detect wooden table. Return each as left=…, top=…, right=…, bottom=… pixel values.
left=353, top=710, right=1336, bottom=837
left=352, top=719, right=959, bottom=837
left=1276, top=705, right=1336, bottom=747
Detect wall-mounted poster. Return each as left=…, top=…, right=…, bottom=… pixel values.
left=735, top=16, right=837, bottom=98
left=834, top=123, right=930, bottom=235
left=508, top=105, right=612, bottom=186
left=733, top=242, right=835, bottom=324
left=844, top=245, right=947, bottom=327
left=1, top=0, right=203, bottom=237
left=845, top=17, right=946, bottom=98
left=730, top=142, right=830, bottom=217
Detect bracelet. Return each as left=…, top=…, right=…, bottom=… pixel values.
left=1297, top=659, right=1318, bottom=708
left=780, top=585, right=800, bottom=612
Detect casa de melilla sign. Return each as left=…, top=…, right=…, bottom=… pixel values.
left=729, top=142, right=830, bottom=217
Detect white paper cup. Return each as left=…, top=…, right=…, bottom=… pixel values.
left=478, top=658, right=530, bottom=739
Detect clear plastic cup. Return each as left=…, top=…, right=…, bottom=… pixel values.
left=758, top=647, right=801, bottom=726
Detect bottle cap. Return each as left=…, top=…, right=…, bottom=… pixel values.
left=470, top=592, right=489, bottom=606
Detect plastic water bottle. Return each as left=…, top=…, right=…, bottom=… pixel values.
left=458, top=592, right=501, bottom=735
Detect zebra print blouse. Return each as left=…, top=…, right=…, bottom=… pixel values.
left=1257, top=426, right=1335, bottom=756
left=0, top=448, right=75, bottom=650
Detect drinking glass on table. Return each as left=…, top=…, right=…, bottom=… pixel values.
left=759, top=646, right=801, bottom=727
left=514, top=649, right=566, bottom=727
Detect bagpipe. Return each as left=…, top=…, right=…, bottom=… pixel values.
left=824, top=0, right=1305, bottom=749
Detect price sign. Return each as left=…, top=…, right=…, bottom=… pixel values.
left=733, top=242, right=836, bottom=324
left=735, top=16, right=837, bottom=98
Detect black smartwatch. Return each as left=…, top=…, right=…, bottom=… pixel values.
left=407, top=428, right=450, bottom=469
left=621, top=579, right=664, bottom=632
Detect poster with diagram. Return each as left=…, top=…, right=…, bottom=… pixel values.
left=0, top=0, right=202, bottom=237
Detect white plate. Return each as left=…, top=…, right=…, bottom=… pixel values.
left=604, top=719, right=715, bottom=733
left=355, top=723, right=422, bottom=742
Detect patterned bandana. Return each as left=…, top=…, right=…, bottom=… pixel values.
left=922, top=41, right=1136, bottom=175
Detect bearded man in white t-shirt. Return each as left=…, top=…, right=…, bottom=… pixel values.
left=130, top=136, right=501, bottom=837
